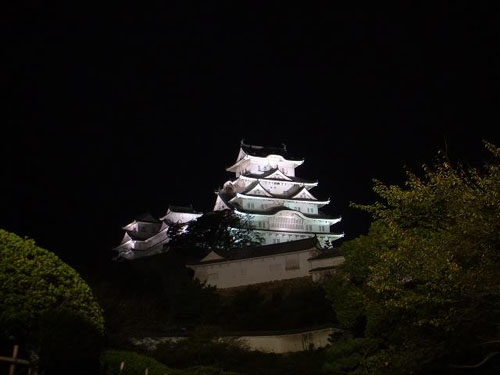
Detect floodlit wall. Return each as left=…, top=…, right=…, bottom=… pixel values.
left=132, top=327, right=342, bottom=354
left=191, top=249, right=315, bottom=289
left=310, top=256, right=345, bottom=270
left=235, top=327, right=339, bottom=353
left=309, top=255, right=345, bottom=282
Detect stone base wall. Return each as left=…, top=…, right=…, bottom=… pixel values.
left=131, top=326, right=343, bottom=354
left=234, top=327, right=340, bottom=353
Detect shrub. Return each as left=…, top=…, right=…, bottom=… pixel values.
left=101, top=350, right=238, bottom=375
left=101, top=350, right=176, bottom=375
left=0, top=229, right=104, bottom=344
left=38, top=310, right=104, bottom=375
left=0, top=229, right=105, bottom=373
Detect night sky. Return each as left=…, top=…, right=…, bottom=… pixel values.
left=2, top=3, right=500, bottom=273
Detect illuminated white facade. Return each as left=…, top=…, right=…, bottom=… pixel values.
left=214, top=141, right=344, bottom=248
left=113, top=206, right=202, bottom=260
left=188, top=237, right=345, bottom=289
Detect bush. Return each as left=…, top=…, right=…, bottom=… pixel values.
left=153, top=326, right=247, bottom=369
left=151, top=328, right=326, bottom=375
left=101, top=350, right=238, bottom=375
left=92, top=250, right=221, bottom=347
left=0, top=229, right=105, bottom=373
left=38, top=310, right=104, bottom=375
left=0, top=229, right=104, bottom=344
left=216, top=279, right=335, bottom=331
left=101, top=350, right=176, bottom=375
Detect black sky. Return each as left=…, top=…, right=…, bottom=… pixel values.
left=2, top=3, right=500, bottom=273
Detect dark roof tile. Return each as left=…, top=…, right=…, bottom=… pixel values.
left=241, top=168, right=317, bottom=184
left=168, top=205, right=202, bottom=214
left=308, top=248, right=344, bottom=260
left=240, top=140, right=303, bottom=161
left=238, top=206, right=340, bottom=220
left=135, top=212, right=161, bottom=223
left=192, top=237, right=320, bottom=265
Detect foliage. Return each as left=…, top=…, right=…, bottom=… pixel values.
left=38, top=310, right=103, bottom=375
left=152, top=333, right=326, bottom=375
left=101, top=350, right=239, bottom=375
left=167, top=210, right=262, bottom=254
left=217, top=279, right=335, bottom=331
left=0, top=229, right=104, bottom=345
left=323, top=338, right=380, bottom=375
left=101, top=350, right=181, bottom=375
left=324, top=142, right=500, bottom=374
left=95, top=259, right=333, bottom=349
left=92, top=250, right=220, bottom=346
left=153, top=326, right=247, bottom=370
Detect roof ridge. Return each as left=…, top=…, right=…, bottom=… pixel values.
left=135, top=212, right=161, bottom=223
left=241, top=139, right=287, bottom=151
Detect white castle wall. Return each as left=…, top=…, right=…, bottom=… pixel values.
left=190, top=249, right=315, bottom=289
left=190, top=246, right=345, bottom=289
left=235, top=327, right=339, bottom=353
left=235, top=157, right=298, bottom=177
left=131, top=327, right=341, bottom=354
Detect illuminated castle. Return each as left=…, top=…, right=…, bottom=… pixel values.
left=113, top=206, right=202, bottom=260
left=213, top=140, right=344, bottom=248
left=113, top=141, right=343, bottom=263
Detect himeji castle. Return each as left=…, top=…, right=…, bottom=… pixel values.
left=213, top=140, right=344, bottom=248
left=113, top=140, right=344, bottom=264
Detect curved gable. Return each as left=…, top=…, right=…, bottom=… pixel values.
left=291, top=187, right=318, bottom=200
left=201, top=251, right=226, bottom=263
left=266, top=169, right=292, bottom=181
left=214, top=195, right=232, bottom=211
left=245, top=182, right=273, bottom=197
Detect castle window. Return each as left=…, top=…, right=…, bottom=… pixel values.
left=285, top=258, right=300, bottom=270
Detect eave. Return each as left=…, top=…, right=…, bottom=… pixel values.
left=226, top=156, right=250, bottom=172
left=231, top=193, right=330, bottom=207
left=226, top=154, right=304, bottom=172
left=235, top=208, right=342, bottom=224
left=237, top=175, right=318, bottom=187
left=252, top=228, right=345, bottom=238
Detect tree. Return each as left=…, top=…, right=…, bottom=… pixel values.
left=167, top=210, right=262, bottom=256
left=0, top=229, right=104, bottom=343
left=324, top=142, right=500, bottom=374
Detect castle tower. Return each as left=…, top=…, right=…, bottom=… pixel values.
left=214, top=140, right=344, bottom=248
left=113, top=206, right=202, bottom=260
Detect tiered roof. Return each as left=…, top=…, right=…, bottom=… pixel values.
left=124, top=231, right=153, bottom=241
left=234, top=206, right=341, bottom=221
left=214, top=140, right=344, bottom=247
left=133, top=212, right=161, bottom=223
left=239, top=140, right=303, bottom=161
left=227, top=141, right=305, bottom=172
left=239, top=168, right=317, bottom=185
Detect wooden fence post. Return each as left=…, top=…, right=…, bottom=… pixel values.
left=0, top=345, right=29, bottom=375
left=8, top=345, right=18, bottom=375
